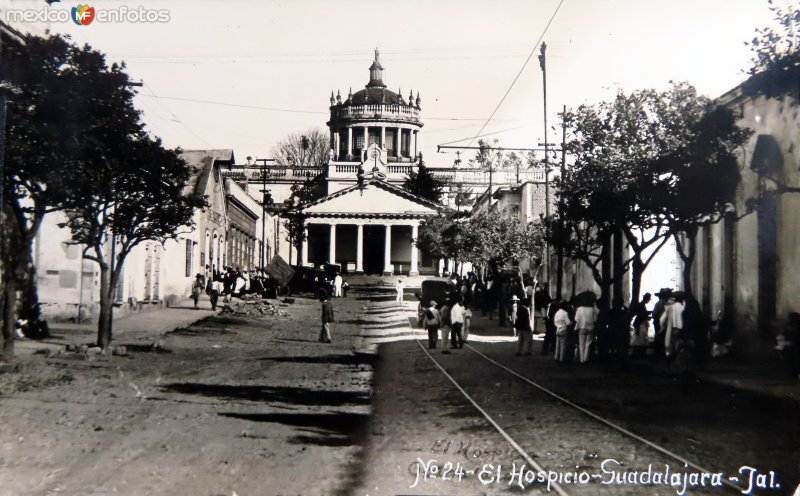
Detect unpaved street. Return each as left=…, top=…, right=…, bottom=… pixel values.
left=0, top=289, right=797, bottom=496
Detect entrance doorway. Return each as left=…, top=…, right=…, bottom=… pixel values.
left=363, top=226, right=385, bottom=275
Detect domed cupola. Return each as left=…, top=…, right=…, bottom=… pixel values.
left=368, top=48, right=385, bottom=88
left=327, top=49, right=424, bottom=165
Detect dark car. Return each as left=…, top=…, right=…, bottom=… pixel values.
left=416, top=277, right=458, bottom=325
left=286, top=266, right=328, bottom=296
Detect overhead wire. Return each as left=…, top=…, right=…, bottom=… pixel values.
left=465, top=0, right=566, bottom=148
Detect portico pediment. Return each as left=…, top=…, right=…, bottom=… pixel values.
left=303, top=179, right=439, bottom=217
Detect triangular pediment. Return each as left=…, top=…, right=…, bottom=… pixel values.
left=304, top=180, right=440, bottom=216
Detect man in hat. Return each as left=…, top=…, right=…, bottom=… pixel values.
left=652, top=288, right=672, bottom=355
left=423, top=300, right=441, bottom=349
left=509, top=295, right=520, bottom=337
left=319, top=289, right=335, bottom=343
left=450, top=296, right=465, bottom=349
left=439, top=298, right=452, bottom=354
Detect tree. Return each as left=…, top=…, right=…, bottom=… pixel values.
left=1, top=32, right=124, bottom=357
left=655, top=106, right=750, bottom=296
left=37, top=41, right=208, bottom=350
left=559, top=83, right=727, bottom=304
left=462, top=211, right=544, bottom=275
left=403, top=153, right=445, bottom=204
left=282, top=173, right=325, bottom=264
left=743, top=0, right=800, bottom=100
left=271, top=127, right=330, bottom=167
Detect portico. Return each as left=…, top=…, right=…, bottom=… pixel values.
left=300, top=177, right=438, bottom=276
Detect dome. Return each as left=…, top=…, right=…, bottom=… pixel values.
left=349, top=87, right=402, bottom=105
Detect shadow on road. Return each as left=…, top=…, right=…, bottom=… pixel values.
left=219, top=412, right=369, bottom=447
left=260, top=353, right=380, bottom=367
left=160, top=383, right=370, bottom=406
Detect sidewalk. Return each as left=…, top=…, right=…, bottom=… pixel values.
left=467, top=306, right=800, bottom=405
left=13, top=297, right=219, bottom=356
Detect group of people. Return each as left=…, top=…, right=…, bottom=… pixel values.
left=420, top=296, right=472, bottom=353
left=191, top=266, right=280, bottom=310
left=535, top=287, right=714, bottom=365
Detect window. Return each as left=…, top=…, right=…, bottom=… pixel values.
left=185, top=238, right=193, bottom=277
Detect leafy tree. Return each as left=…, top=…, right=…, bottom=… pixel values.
left=1, top=32, right=124, bottom=357
left=655, top=106, right=750, bottom=296
left=282, top=174, right=325, bottom=264
left=559, top=83, right=725, bottom=303
left=28, top=40, right=208, bottom=350
left=743, top=0, right=799, bottom=100
left=415, top=212, right=459, bottom=263
left=403, top=153, right=445, bottom=204
left=271, top=127, right=330, bottom=168
left=462, top=211, right=544, bottom=275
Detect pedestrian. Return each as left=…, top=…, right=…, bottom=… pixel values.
left=575, top=297, right=599, bottom=363
left=606, top=298, right=629, bottom=362
left=660, top=292, right=685, bottom=358
left=554, top=302, right=572, bottom=363
left=463, top=303, right=472, bottom=345
left=439, top=299, right=452, bottom=354
left=192, top=274, right=204, bottom=309
left=509, top=295, right=519, bottom=337
left=210, top=278, right=223, bottom=310
left=333, top=272, right=343, bottom=298
left=395, top=279, right=405, bottom=306
left=319, top=290, right=335, bottom=343
left=652, top=288, right=671, bottom=355
left=342, top=280, right=350, bottom=298
left=423, top=301, right=441, bottom=349
left=515, top=301, right=534, bottom=356
left=450, top=297, right=465, bottom=349
left=541, top=297, right=561, bottom=355
left=629, top=293, right=652, bottom=357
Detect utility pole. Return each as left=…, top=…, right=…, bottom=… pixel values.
left=556, top=104, right=567, bottom=298
left=538, top=41, right=550, bottom=293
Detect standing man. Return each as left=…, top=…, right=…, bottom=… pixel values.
left=629, top=292, right=652, bottom=357
left=423, top=301, right=441, bottom=349
left=515, top=301, right=534, bottom=356
left=210, top=277, right=223, bottom=311
left=192, top=274, right=204, bottom=309
left=333, top=272, right=343, bottom=298
left=439, top=299, right=452, bottom=354
left=450, top=297, right=465, bottom=349
left=575, top=297, right=599, bottom=364
left=652, top=288, right=670, bottom=355
left=509, top=295, right=520, bottom=337
left=541, top=297, right=561, bottom=355
left=395, top=279, right=405, bottom=306
left=319, top=290, right=335, bottom=343
left=554, top=302, right=572, bottom=363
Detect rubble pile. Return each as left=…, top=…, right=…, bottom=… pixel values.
left=219, top=298, right=290, bottom=319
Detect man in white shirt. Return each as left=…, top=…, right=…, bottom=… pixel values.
left=395, top=279, right=404, bottom=306
left=450, top=298, right=465, bottom=349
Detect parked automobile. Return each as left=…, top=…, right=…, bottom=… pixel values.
left=415, top=277, right=458, bottom=326
left=286, top=266, right=328, bottom=296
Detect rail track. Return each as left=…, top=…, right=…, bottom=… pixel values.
left=365, top=295, right=754, bottom=496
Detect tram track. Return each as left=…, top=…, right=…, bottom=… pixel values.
left=366, top=297, right=753, bottom=495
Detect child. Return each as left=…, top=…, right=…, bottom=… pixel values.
left=319, top=290, right=335, bottom=343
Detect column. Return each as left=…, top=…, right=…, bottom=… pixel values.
left=301, top=225, right=309, bottom=266
left=383, top=225, right=393, bottom=276
left=356, top=224, right=364, bottom=273
left=329, top=224, right=336, bottom=265
left=395, top=126, right=401, bottom=158
left=347, top=127, right=353, bottom=159
left=410, top=223, right=419, bottom=276
left=363, top=126, right=369, bottom=150
left=413, top=131, right=418, bottom=157
left=380, top=126, right=386, bottom=149
left=333, top=132, right=340, bottom=160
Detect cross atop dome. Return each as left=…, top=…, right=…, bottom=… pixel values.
left=368, top=47, right=386, bottom=88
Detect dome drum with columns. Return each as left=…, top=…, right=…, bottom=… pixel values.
left=327, top=48, right=423, bottom=170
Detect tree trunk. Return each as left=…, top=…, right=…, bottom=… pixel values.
left=19, top=261, right=41, bottom=324
left=555, top=248, right=564, bottom=299
left=96, top=264, right=113, bottom=350
left=600, top=238, right=612, bottom=309
left=680, top=231, right=697, bottom=299
left=630, top=255, right=644, bottom=306
left=612, top=230, right=624, bottom=303
left=2, top=280, right=17, bottom=360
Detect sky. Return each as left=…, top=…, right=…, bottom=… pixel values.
left=2, top=0, right=782, bottom=166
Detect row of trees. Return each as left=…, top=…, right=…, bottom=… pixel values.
left=1, top=31, right=204, bottom=358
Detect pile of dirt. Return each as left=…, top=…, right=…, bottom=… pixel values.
left=219, top=299, right=290, bottom=319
